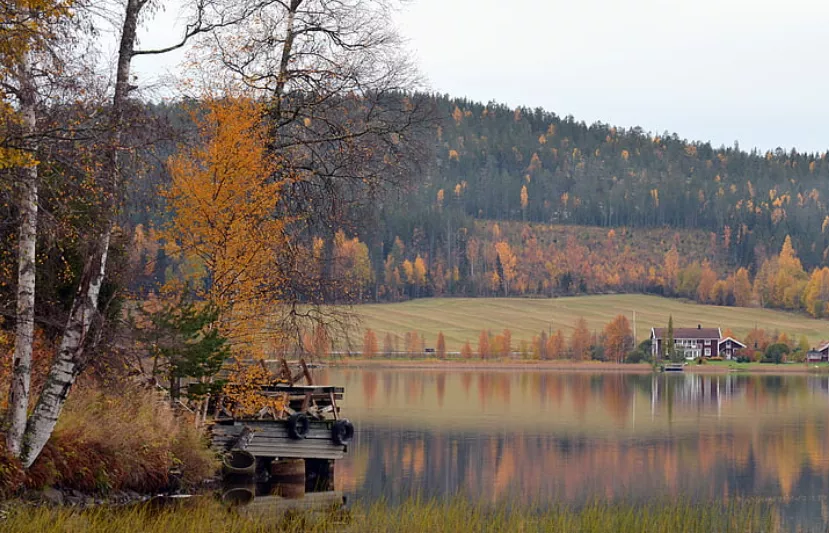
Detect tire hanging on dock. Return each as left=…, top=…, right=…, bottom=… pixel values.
left=331, top=419, right=354, bottom=445
left=287, top=413, right=310, bottom=439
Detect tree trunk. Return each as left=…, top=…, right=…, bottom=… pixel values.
left=21, top=230, right=111, bottom=467
left=19, top=0, right=141, bottom=468
left=7, top=53, right=39, bottom=457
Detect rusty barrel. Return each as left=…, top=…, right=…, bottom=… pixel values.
left=270, top=459, right=306, bottom=499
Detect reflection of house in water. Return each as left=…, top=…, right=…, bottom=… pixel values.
left=650, top=374, right=743, bottom=411
left=808, top=375, right=829, bottom=394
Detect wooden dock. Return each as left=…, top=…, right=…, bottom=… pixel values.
left=210, top=357, right=351, bottom=507
left=661, top=363, right=685, bottom=372
left=211, top=419, right=347, bottom=460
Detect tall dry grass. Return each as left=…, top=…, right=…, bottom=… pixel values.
left=1, top=384, right=217, bottom=496
left=1, top=496, right=778, bottom=533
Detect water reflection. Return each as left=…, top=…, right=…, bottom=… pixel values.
left=318, top=369, right=829, bottom=528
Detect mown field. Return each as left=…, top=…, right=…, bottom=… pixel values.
left=342, top=294, right=829, bottom=351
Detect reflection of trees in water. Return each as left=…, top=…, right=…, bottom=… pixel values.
left=325, top=368, right=829, bottom=528
left=436, top=374, right=446, bottom=407
left=460, top=372, right=472, bottom=397
left=340, top=422, right=829, bottom=522
left=362, top=371, right=378, bottom=407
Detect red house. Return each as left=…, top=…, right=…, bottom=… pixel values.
left=650, top=325, right=722, bottom=360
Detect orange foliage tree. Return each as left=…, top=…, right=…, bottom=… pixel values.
left=162, top=97, right=286, bottom=355
left=363, top=329, right=378, bottom=358
left=570, top=317, right=591, bottom=361
left=436, top=332, right=446, bottom=359
left=405, top=331, right=421, bottom=356
left=603, top=315, right=633, bottom=363
left=478, top=330, right=491, bottom=360
left=547, top=330, right=565, bottom=359
left=500, top=329, right=512, bottom=358
left=460, top=340, right=473, bottom=359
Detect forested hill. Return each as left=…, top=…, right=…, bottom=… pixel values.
left=383, top=95, right=829, bottom=269
left=127, top=94, right=829, bottom=312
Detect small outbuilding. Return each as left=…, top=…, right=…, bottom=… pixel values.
left=718, top=337, right=747, bottom=360
left=807, top=350, right=827, bottom=363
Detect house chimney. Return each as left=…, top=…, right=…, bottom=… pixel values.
left=697, top=324, right=701, bottom=329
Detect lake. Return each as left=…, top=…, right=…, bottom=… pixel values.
left=315, top=368, right=829, bottom=529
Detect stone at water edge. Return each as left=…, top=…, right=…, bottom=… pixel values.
left=40, top=487, right=64, bottom=506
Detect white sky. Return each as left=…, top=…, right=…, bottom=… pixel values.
left=132, top=0, right=829, bottom=153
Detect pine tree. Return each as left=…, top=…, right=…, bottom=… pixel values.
left=665, top=315, right=679, bottom=362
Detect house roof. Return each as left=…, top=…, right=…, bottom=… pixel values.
left=651, top=327, right=721, bottom=339
left=816, top=340, right=829, bottom=352
left=718, top=336, right=746, bottom=348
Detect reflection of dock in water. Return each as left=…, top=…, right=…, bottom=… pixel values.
left=239, top=490, right=346, bottom=518
left=222, top=476, right=345, bottom=518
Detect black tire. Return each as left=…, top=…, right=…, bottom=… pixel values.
left=287, top=413, right=310, bottom=439
left=331, top=419, right=355, bottom=445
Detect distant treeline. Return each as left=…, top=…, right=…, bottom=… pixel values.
left=125, top=94, right=829, bottom=315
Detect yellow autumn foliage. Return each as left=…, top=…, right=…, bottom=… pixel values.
left=162, top=97, right=289, bottom=355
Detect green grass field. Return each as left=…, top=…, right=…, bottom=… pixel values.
left=345, top=294, right=829, bottom=351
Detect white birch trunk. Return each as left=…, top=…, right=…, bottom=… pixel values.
left=20, top=0, right=141, bottom=468
left=21, top=231, right=111, bottom=466
left=7, top=53, right=39, bottom=457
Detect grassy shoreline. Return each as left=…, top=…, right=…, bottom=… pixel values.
left=327, top=357, right=829, bottom=375
left=1, top=496, right=778, bottom=533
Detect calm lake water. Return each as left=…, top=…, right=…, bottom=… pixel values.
left=314, top=368, right=829, bottom=529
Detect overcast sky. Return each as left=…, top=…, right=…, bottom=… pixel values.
left=133, top=0, right=829, bottom=153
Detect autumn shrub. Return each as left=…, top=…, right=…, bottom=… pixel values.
left=623, top=350, right=648, bottom=364
left=460, top=341, right=473, bottom=360
left=0, top=434, right=26, bottom=498
left=22, top=384, right=217, bottom=494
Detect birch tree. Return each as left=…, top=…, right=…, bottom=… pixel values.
left=16, top=0, right=247, bottom=467
left=193, top=0, right=431, bottom=314
left=1, top=0, right=77, bottom=457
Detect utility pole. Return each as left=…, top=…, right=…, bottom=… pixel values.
left=632, top=310, right=637, bottom=345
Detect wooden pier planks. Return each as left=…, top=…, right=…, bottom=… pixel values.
left=211, top=420, right=347, bottom=460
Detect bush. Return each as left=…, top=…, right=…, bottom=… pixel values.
left=0, top=435, right=26, bottom=499
left=762, top=343, right=790, bottom=365
left=789, top=350, right=806, bottom=363
left=590, top=344, right=606, bottom=362
left=624, top=350, right=650, bottom=364
left=23, top=383, right=217, bottom=494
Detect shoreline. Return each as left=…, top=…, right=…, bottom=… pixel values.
left=324, top=358, right=829, bottom=375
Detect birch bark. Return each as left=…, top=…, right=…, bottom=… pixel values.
left=6, top=52, right=38, bottom=457
left=20, top=0, right=142, bottom=468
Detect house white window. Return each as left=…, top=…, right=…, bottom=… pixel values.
left=704, top=348, right=711, bottom=356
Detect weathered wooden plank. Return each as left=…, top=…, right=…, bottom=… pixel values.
left=212, top=425, right=334, bottom=440
left=260, top=385, right=344, bottom=394
left=212, top=438, right=345, bottom=457
left=243, top=445, right=346, bottom=460
left=244, top=440, right=344, bottom=451
left=243, top=447, right=345, bottom=461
